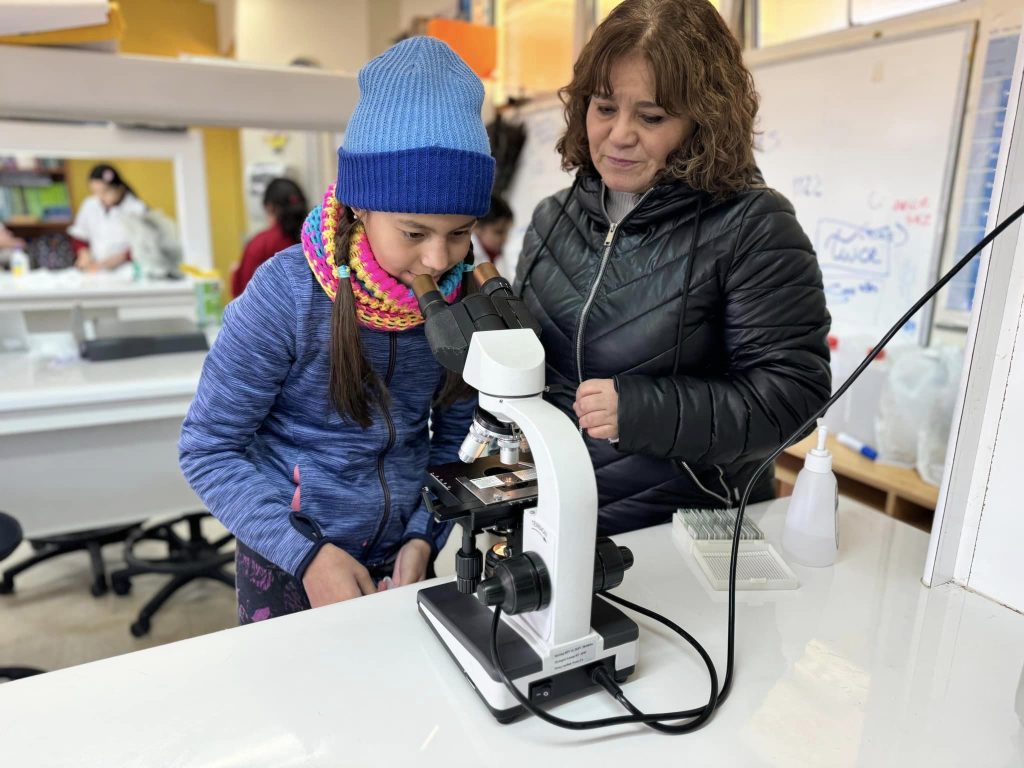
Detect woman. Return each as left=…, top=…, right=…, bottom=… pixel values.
left=68, top=164, right=146, bottom=272
left=231, top=177, right=308, bottom=297
left=515, top=0, right=831, bottom=535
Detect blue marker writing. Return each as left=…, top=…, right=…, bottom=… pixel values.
left=838, top=432, right=878, bottom=461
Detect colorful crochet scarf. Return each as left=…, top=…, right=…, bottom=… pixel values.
left=302, top=185, right=465, bottom=332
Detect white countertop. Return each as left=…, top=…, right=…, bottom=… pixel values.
left=0, top=333, right=206, bottom=435
left=0, top=267, right=194, bottom=306
left=1, top=497, right=1021, bottom=767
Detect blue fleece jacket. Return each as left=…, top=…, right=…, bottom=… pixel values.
left=179, top=245, right=473, bottom=578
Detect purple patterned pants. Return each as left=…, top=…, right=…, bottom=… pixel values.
left=235, top=541, right=311, bottom=624
left=234, top=541, right=436, bottom=624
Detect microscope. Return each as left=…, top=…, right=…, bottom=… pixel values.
left=414, top=263, right=638, bottom=723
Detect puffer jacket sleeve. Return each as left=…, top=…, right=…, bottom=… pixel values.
left=614, top=190, right=831, bottom=466
left=179, top=256, right=319, bottom=578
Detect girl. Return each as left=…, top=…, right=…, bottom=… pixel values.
left=470, top=193, right=513, bottom=275
left=68, top=163, right=147, bottom=272
left=231, top=177, right=308, bottom=297
left=179, top=37, right=494, bottom=622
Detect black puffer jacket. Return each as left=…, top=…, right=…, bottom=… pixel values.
left=515, top=174, right=831, bottom=535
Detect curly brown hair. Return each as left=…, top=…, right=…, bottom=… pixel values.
left=557, top=0, right=760, bottom=197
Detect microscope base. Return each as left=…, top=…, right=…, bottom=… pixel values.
left=418, top=582, right=639, bottom=723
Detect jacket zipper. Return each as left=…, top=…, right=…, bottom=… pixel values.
left=574, top=187, right=652, bottom=384
left=365, top=333, right=398, bottom=557
left=580, top=188, right=729, bottom=509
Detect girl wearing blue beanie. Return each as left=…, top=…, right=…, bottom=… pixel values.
left=180, top=37, right=495, bottom=622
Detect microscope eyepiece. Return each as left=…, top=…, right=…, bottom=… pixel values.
left=412, top=274, right=448, bottom=320
left=411, top=273, right=439, bottom=298
left=472, top=261, right=501, bottom=288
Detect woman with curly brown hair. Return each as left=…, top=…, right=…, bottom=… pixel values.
left=514, top=0, right=832, bottom=535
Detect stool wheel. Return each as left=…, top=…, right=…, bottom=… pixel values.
left=111, top=575, right=132, bottom=595
left=130, top=618, right=150, bottom=637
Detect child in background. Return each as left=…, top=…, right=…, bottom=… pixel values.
left=471, top=194, right=513, bottom=275
left=231, top=177, right=308, bottom=297
left=179, top=37, right=494, bottom=622
left=68, top=164, right=146, bottom=272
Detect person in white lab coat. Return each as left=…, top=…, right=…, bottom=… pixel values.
left=68, top=164, right=147, bottom=272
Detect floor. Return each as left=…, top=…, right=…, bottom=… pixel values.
left=0, top=520, right=237, bottom=673
left=0, top=517, right=464, bottom=675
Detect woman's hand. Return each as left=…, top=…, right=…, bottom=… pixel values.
left=301, top=543, right=378, bottom=608
left=574, top=378, right=619, bottom=441
left=391, top=539, right=432, bottom=587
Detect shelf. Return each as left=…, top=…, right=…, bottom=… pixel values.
left=0, top=44, right=358, bottom=131
left=775, top=434, right=939, bottom=532
left=0, top=169, right=65, bottom=187
left=3, top=219, right=72, bottom=236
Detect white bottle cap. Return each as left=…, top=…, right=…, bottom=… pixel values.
left=805, top=419, right=832, bottom=473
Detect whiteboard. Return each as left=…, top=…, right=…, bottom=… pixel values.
left=502, top=97, right=573, bottom=281
left=753, top=26, right=972, bottom=345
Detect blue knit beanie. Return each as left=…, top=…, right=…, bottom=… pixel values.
left=336, top=37, right=495, bottom=217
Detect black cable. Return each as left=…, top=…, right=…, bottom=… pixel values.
left=486, top=200, right=1024, bottom=732
left=718, top=199, right=1024, bottom=704
left=488, top=604, right=717, bottom=730
left=597, top=591, right=719, bottom=733
left=517, top=177, right=580, bottom=291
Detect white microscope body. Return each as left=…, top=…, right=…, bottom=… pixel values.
left=417, top=327, right=639, bottom=722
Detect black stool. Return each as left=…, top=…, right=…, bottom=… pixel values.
left=0, top=511, right=45, bottom=681
left=110, top=512, right=235, bottom=637
left=0, top=522, right=141, bottom=597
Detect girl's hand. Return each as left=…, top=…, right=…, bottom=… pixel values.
left=302, top=543, right=377, bottom=608
left=573, top=378, right=619, bottom=441
left=292, top=465, right=376, bottom=607
left=391, top=539, right=432, bottom=587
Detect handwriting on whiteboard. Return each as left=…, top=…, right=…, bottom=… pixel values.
left=892, top=195, right=932, bottom=226
left=815, top=218, right=908, bottom=278
left=754, top=129, right=781, bottom=154
left=793, top=174, right=823, bottom=198
left=824, top=279, right=882, bottom=305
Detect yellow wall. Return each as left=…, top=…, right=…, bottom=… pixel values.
left=502, top=0, right=575, bottom=96
left=501, top=0, right=723, bottom=97
left=756, top=0, right=847, bottom=47
left=66, top=158, right=177, bottom=220
left=112, top=0, right=245, bottom=277
left=201, top=127, right=246, bottom=278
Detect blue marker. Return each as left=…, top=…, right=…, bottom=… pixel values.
left=838, top=432, right=878, bottom=461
